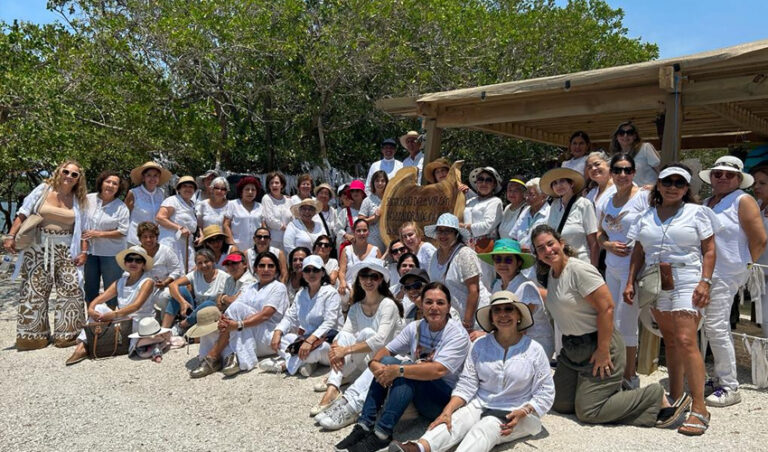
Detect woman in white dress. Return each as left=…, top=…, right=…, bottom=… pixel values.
left=156, top=176, right=198, bottom=271
left=246, top=226, right=288, bottom=280
left=125, top=161, right=171, bottom=246
left=190, top=251, right=289, bottom=378
left=284, top=199, right=324, bottom=255
left=359, top=170, right=388, bottom=253
left=223, top=176, right=264, bottom=251
left=262, top=171, right=294, bottom=252
left=561, top=130, right=591, bottom=175
left=338, top=219, right=383, bottom=300
left=609, top=121, right=661, bottom=186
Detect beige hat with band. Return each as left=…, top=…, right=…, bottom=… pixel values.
left=130, top=161, right=172, bottom=186
left=184, top=306, right=222, bottom=338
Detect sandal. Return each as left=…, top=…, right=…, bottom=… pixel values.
left=656, top=392, right=692, bottom=428
left=678, top=411, right=710, bottom=436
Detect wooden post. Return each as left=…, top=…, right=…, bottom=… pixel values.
left=423, top=118, right=443, bottom=166
left=637, top=324, right=660, bottom=375
left=659, top=66, right=682, bottom=164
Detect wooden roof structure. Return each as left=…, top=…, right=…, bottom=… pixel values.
left=377, top=39, right=768, bottom=164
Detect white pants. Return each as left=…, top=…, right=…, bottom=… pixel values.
left=705, top=271, right=747, bottom=391
left=225, top=301, right=275, bottom=371
left=606, top=266, right=638, bottom=347
left=342, top=368, right=375, bottom=412
left=421, top=399, right=541, bottom=452
left=277, top=333, right=331, bottom=375
left=327, top=328, right=375, bottom=388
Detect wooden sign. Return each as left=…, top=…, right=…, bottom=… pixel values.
left=379, top=161, right=466, bottom=245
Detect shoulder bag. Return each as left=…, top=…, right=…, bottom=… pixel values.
left=85, top=318, right=133, bottom=359
left=15, top=185, right=51, bottom=250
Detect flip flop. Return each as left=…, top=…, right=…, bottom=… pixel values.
left=678, top=411, right=710, bottom=436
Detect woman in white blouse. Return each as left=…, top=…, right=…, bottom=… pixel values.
left=284, top=199, right=325, bottom=255
left=156, top=176, right=198, bottom=271
left=584, top=151, right=616, bottom=215
left=195, top=176, right=230, bottom=241
left=131, top=221, right=183, bottom=314
left=223, top=176, right=264, bottom=251
left=399, top=221, right=436, bottom=268
left=190, top=251, right=289, bottom=378
left=262, top=171, right=294, bottom=252
left=125, top=161, right=171, bottom=246
left=561, top=131, right=591, bottom=175
left=391, top=291, right=554, bottom=452
left=83, top=170, right=130, bottom=307
left=338, top=219, right=382, bottom=299
left=461, top=166, right=503, bottom=247
left=498, top=178, right=527, bottom=240
left=246, top=226, right=288, bottom=280
left=541, top=167, right=598, bottom=266
left=314, top=259, right=402, bottom=416
left=359, top=170, right=388, bottom=253
left=265, top=255, right=342, bottom=376
left=609, top=121, right=661, bottom=186
left=290, top=173, right=315, bottom=204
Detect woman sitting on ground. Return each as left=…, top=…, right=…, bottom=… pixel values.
left=246, top=226, right=288, bottom=280
left=190, top=251, right=289, bottom=378
left=313, top=235, right=339, bottom=286
left=66, top=248, right=156, bottom=365
left=391, top=291, right=554, bottom=452
left=264, top=255, right=342, bottom=376
left=131, top=221, right=183, bottom=314
left=335, top=282, right=470, bottom=452
left=286, top=247, right=311, bottom=302
left=217, top=251, right=257, bottom=312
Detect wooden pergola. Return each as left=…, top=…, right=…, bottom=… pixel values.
left=377, top=39, right=768, bottom=164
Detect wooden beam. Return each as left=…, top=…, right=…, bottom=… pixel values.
left=476, top=123, right=569, bottom=146
left=704, top=102, right=768, bottom=137
left=659, top=66, right=677, bottom=92
left=686, top=73, right=768, bottom=106
left=423, top=118, right=443, bottom=167
left=432, top=85, right=665, bottom=128
left=661, top=92, right=683, bottom=164
left=375, top=96, right=419, bottom=116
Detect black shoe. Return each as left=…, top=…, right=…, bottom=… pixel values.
left=349, top=430, right=392, bottom=452
left=335, top=424, right=370, bottom=451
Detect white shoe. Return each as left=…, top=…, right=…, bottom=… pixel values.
left=706, top=387, right=741, bottom=407
left=314, top=378, right=329, bottom=392
left=310, top=392, right=340, bottom=417
left=314, top=396, right=345, bottom=423
left=259, top=358, right=285, bottom=373
left=318, top=398, right=358, bottom=430
left=299, top=362, right=317, bottom=377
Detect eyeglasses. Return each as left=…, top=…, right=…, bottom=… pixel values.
left=123, top=256, right=145, bottom=264
left=476, top=176, right=495, bottom=184
left=660, top=177, right=688, bottom=189
left=617, top=129, right=636, bottom=136
left=358, top=272, right=382, bottom=281
left=302, top=267, right=322, bottom=274
left=491, top=305, right=516, bottom=314
left=255, top=235, right=270, bottom=240
left=315, top=242, right=332, bottom=248
left=213, top=186, right=228, bottom=191
left=61, top=169, right=80, bottom=179
left=403, top=281, right=424, bottom=291
left=257, top=263, right=276, bottom=269
left=610, top=167, right=635, bottom=175
left=390, top=247, right=407, bottom=254
left=711, top=170, right=737, bottom=180
left=492, top=255, right=517, bottom=265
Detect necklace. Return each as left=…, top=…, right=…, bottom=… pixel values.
left=427, top=328, right=442, bottom=348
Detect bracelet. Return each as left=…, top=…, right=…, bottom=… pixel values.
left=3, top=234, right=15, bottom=241
left=237, top=320, right=244, bottom=331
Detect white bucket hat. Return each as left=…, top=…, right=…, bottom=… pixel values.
left=128, top=317, right=172, bottom=339
left=424, top=213, right=471, bottom=242
left=699, top=155, right=754, bottom=189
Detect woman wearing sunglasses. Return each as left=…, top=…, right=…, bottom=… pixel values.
left=461, top=167, right=503, bottom=254
left=284, top=199, right=325, bottom=256
left=478, top=239, right=554, bottom=358
left=263, top=255, right=342, bottom=377
left=391, top=292, right=553, bottom=452
left=4, top=160, right=88, bottom=350
left=314, top=259, right=403, bottom=417
left=246, top=227, right=287, bottom=280
left=624, top=163, right=715, bottom=434
left=596, top=154, right=649, bottom=389
left=385, top=239, right=409, bottom=287
left=313, top=235, right=339, bottom=286
left=389, top=250, right=420, bottom=302
left=338, top=219, right=382, bottom=301
left=190, top=251, right=289, bottom=378
left=698, top=156, right=766, bottom=408
left=609, top=121, right=660, bottom=186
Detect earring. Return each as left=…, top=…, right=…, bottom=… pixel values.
left=517, top=320, right=521, bottom=324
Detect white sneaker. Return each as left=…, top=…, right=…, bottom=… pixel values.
left=299, top=362, right=317, bottom=377
left=706, top=387, right=741, bottom=407
left=259, top=358, right=285, bottom=373
left=318, top=398, right=357, bottom=430
left=314, top=396, right=344, bottom=423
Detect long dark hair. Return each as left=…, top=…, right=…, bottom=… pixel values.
left=299, top=265, right=331, bottom=288
left=351, top=268, right=403, bottom=317
left=650, top=163, right=699, bottom=207
left=287, top=247, right=311, bottom=281
left=397, top=252, right=420, bottom=271
left=530, top=224, right=578, bottom=274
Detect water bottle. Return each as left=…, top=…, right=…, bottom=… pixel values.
left=0, top=255, right=13, bottom=274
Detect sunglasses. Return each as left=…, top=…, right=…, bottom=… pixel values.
left=711, top=170, right=737, bottom=180
left=491, top=305, right=516, bottom=314
left=660, top=177, right=688, bottom=189
left=358, top=272, right=382, bottom=281
left=257, top=263, right=276, bottom=269
left=617, top=129, right=636, bottom=136
left=299, top=206, right=316, bottom=211
left=124, top=256, right=145, bottom=264
left=492, top=255, right=517, bottom=265
left=476, top=176, right=495, bottom=184
left=61, top=169, right=80, bottom=179
left=391, top=247, right=407, bottom=254
left=403, top=281, right=424, bottom=291
left=610, top=167, right=634, bottom=175
left=315, top=242, right=332, bottom=248
left=302, top=267, right=322, bottom=274
left=255, top=235, right=270, bottom=240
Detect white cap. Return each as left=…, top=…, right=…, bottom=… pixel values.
left=302, top=255, right=324, bottom=271
left=658, top=167, right=691, bottom=183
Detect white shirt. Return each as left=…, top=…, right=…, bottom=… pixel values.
left=402, top=152, right=424, bottom=183
left=587, top=183, right=617, bottom=220
left=464, top=196, right=503, bottom=239
left=283, top=218, right=325, bottom=255
left=492, top=274, right=552, bottom=349
left=452, top=334, right=555, bottom=416
left=365, top=158, right=403, bottom=194
left=131, top=243, right=183, bottom=282
left=85, top=192, right=130, bottom=256
left=427, top=246, right=490, bottom=321
left=116, top=274, right=155, bottom=318
left=416, top=242, right=436, bottom=268
left=627, top=203, right=713, bottom=266
left=562, top=155, right=587, bottom=175
left=185, top=269, right=230, bottom=303
left=341, top=297, right=402, bottom=352
left=386, top=318, right=470, bottom=387
left=158, top=195, right=197, bottom=242
left=195, top=199, right=229, bottom=229
left=704, top=190, right=751, bottom=276
left=261, top=194, right=294, bottom=246
left=600, top=189, right=649, bottom=271
left=237, top=279, right=289, bottom=332
left=633, top=142, right=661, bottom=186
left=509, top=203, right=550, bottom=251
left=275, top=284, right=342, bottom=338
left=127, top=185, right=165, bottom=245
left=547, top=196, right=597, bottom=263
left=225, top=199, right=264, bottom=251
left=246, top=246, right=282, bottom=274
left=498, top=203, right=525, bottom=240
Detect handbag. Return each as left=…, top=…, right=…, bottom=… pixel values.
left=84, top=318, right=133, bottom=359
left=15, top=185, right=51, bottom=250
left=286, top=328, right=338, bottom=355
left=636, top=264, right=661, bottom=310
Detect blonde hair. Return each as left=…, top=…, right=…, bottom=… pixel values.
left=399, top=221, right=424, bottom=239
left=46, top=160, right=88, bottom=207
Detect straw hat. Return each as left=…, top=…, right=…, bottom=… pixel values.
left=475, top=291, right=534, bottom=333
left=130, top=161, right=172, bottom=186
left=540, top=167, right=585, bottom=198
left=699, top=155, right=754, bottom=189
left=399, top=131, right=420, bottom=149
left=424, top=213, right=471, bottom=242
left=423, top=158, right=451, bottom=184
left=314, top=183, right=335, bottom=198
left=290, top=198, right=322, bottom=218
left=184, top=306, right=222, bottom=338
left=477, top=238, right=535, bottom=269
left=115, top=247, right=154, bottom=272
left=128, top=317, right=171, bottom=339
left=348, top=258, right=390, bottom=284
left=469, top=167, right=503, bottom=195
left=175, top=175, right=198, bottom=190
left=200, top=225, right=227, bottom=242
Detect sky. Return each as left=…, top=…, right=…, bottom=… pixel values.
left=1, top=0, right=767, bottom=59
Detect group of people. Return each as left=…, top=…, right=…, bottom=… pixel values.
left=2, top=121, right=766, bottom=450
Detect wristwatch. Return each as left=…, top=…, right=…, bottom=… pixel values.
left=700, top=277, right=713, bottom=285
left=399, top=365, right=405, bottom=377
left=237, top=321, right=244, bottom=331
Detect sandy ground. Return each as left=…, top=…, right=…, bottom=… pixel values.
left=0, top=275, right=767, bottom=452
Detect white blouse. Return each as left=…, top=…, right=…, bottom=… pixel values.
left=262, top=194, right=294, bottom=245
left=195, top=199, right=229, bottom=229
left=283, top=218, right=325, bottom=255
left=225, top=199, right=264, bottom=250
left=237, top=279, right=289, bottom=332
left=464, top=196, right=503, bottom=239
left=158, top=195, right=197, bottom=242
left=341, top=297, right=402, bottom=352
left=184, top=269, right=230, bottom=303
left=498, top=203, right=525, bottom=240
left=275, top=284, right=342, bottom=338
left=131, top=243, right=183, bottom=282
left=546, top=196, right=597, bottom=262
left=85, top=192, right=130, bottom=256
left=127, top=185, right=165, bottom=245
left=117, top=274, right=155, bottom=318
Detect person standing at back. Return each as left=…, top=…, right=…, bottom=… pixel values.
left=364, top=138, right=403, bottom=195
left=400, top=131, right=424, bottom=183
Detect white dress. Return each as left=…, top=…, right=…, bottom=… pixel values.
left=359, top=195, right=385, bottom=252
left=158, top=195, right=197, bottom=270
left=225, top=199, right=264, bottom=251
left=127, top=185, right=165, bottom=246
left=261, top=194, right=294, bottom=251
left=283, top=218, right=325, bottom=255
left=195, top=199, right=229, bottom=229
left=464, top=196, right=503, bottom=240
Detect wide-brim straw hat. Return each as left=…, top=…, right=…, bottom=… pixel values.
left=477, top=238, right=535, bottom=269
left=200, top=224, right=227, bottom=242
left=116, top=247, right=154, bottom=272
left=128, top=317, right=172, bottom=338
left=175, top=175, right=198, bottom=190
left=540, top=167, right=585, bottom=198
left=184, top=306, right=221, bottom=338
left=348, top=258, right=390, bottom=284
left=469, top=167, right=503, bottom=195
left=699, top=155, right=754, bottom=189
left=475, top=290, right=534, bottom=333
left=314, top=183, right=335, bottom=198
left=424, top=213, right=471, bottom=242
left=399, top=130, right=420, bottom=149
left=130, top=161, right=172, bottom=186
left=290, top=198, right=323, bottom=218
left=423, top=158, right=452, bottom=184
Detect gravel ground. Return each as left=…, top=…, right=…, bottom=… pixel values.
left=0, top=276, right=767, bottom=451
